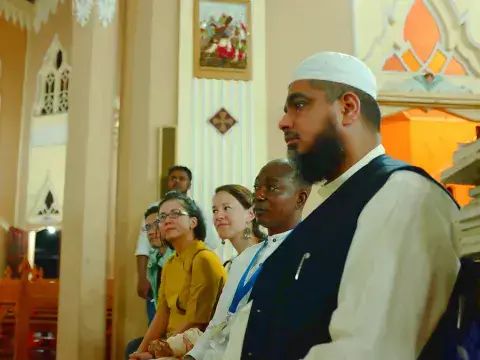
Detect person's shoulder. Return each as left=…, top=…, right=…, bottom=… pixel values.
left=381, top=170, right=458, bottom=214
left=229, top=243, right=263, bottom=270
left=387, top=170, right=451, bottom=198
left=193, top=249, right=227, bottom=276
left=193, top=248, right=222, bottom=265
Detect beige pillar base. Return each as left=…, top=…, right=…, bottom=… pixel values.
left=56, top=5, right=119, bottom=359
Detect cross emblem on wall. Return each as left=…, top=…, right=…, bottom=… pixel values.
left=209, top=108, right=237, bottom=135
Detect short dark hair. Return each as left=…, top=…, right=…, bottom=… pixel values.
left=144, top=205, right=159, bottom=219
left=158, top=191, right=206, bottom=241
left=215, top=184, right=265, bottom=240
left=309, top=80, right=382, bottom=131
left=168, top=166, right=193, bottom=181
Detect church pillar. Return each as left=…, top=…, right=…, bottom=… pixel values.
left=56, top=2, right=119, bottom=359
left=112, top=0, right=180, bottom=357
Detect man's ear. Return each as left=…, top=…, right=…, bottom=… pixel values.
left=339, top=92, right=361, bottom=126
left=295, top=189, right=309, bottom=209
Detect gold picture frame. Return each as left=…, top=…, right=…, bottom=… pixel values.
left=193, top=0, right=252, bottom=81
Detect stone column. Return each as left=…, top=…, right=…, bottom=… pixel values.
left=112, top=0, right=180, bottom=357
left=56, top=2, right=119, bottom=359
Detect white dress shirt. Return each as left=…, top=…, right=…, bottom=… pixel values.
left=187, top=230, right=292, bottom=360
left=135, top=201, right=219, bottom=256
left=223, top=145, right=460, bottom=360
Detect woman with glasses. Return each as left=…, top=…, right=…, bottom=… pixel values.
left=129, top=191, right=227, bottom=359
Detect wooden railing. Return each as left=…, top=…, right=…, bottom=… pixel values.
left=0, top=259, right=113, bottom=359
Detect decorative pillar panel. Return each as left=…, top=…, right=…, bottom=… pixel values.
left=24, top=35, right=70, bottom=229
left=177, top=0, right=267, bottom=260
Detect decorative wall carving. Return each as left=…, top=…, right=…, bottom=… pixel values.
left=27, top=171, right=62, bottom=225
left=0, top=0, right=35, bottom=30
left=354, top=0, right=480, bottom=120
left=73, top=0, right=93, bottom=26
left=33, top=34, right=71, bottom=117
left=355, top=0, right=480, bottom=87
left=0, top=0, right=65, bottom=32
left=96, top=0, right=116, bottom=27
left=382, top=73, right=473, bottom=93
left=73, top=0, right=117, bottom=27
left=208, top=107, right=237, bottom=135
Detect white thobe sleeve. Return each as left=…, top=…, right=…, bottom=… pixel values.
left=303, top=171, right=459, bottom=360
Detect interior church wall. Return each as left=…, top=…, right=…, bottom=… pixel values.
left=16, top=1, right=72, bottom=229
left=264, top=0, right=356, bottom=216
left=0, top=18, right=27, bottom=272
left=176, top=0, right=267, bottom=261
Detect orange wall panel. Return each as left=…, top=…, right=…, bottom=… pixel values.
left=380, top=114, right=412, bottom=163
left=409, top=119, right=477, bottom=206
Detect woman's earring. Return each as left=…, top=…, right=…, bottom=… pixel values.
left=221, top=239, right=226, bottom=245
left=244, top=222, right=252, bottom=241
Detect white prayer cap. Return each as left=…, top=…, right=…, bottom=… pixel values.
left=290, top=52, right=378, bottom=100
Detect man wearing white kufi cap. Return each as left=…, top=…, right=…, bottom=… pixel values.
left=222, top=52, right=460, bottom=360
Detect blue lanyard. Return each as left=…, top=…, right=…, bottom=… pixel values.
left=228, top=240, right=268, bottom=314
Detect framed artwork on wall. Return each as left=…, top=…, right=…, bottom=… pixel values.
left=193, top=0, right=252, bottom=81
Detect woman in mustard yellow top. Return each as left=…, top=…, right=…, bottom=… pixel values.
left=130, top=191, right=227, bottom=359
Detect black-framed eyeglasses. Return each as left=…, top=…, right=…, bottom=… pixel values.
left=158, top=209, right=189, bottom=223
left=142, top=219, right=160, bottom=232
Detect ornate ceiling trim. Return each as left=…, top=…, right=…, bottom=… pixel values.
left=0, top=0, right=63, bottom=32
left=0, top=0, right=35, bottom=30
left=0, top=0, right=116, bottom=31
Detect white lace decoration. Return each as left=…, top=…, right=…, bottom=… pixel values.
left=97, top=0, right=116, bottom=28
left=73, top=0, right=93, bottom=27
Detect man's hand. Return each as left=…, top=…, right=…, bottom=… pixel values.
left=128, top=351, right=153, bottom=359
left=137, top=277, right=150, bottom=299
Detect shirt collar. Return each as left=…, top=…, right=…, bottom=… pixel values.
left=317, top=145, right=385, bottom=204
left=266, top=229, right=293, bottom=245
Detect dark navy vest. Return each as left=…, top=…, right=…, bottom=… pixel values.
left=240, top=155, right=458, bottom=360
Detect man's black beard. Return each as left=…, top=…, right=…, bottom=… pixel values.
left=290, top=126, right=345, bottom=185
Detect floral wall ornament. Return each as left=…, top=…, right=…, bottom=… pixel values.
left=208, top=108, right=237, bottom=135
left=97, top=0, right=116, bottom=27
left=73, top=0, right=94, bottom=27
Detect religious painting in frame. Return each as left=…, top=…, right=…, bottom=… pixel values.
left=194, top=0, right=252, bottom=81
